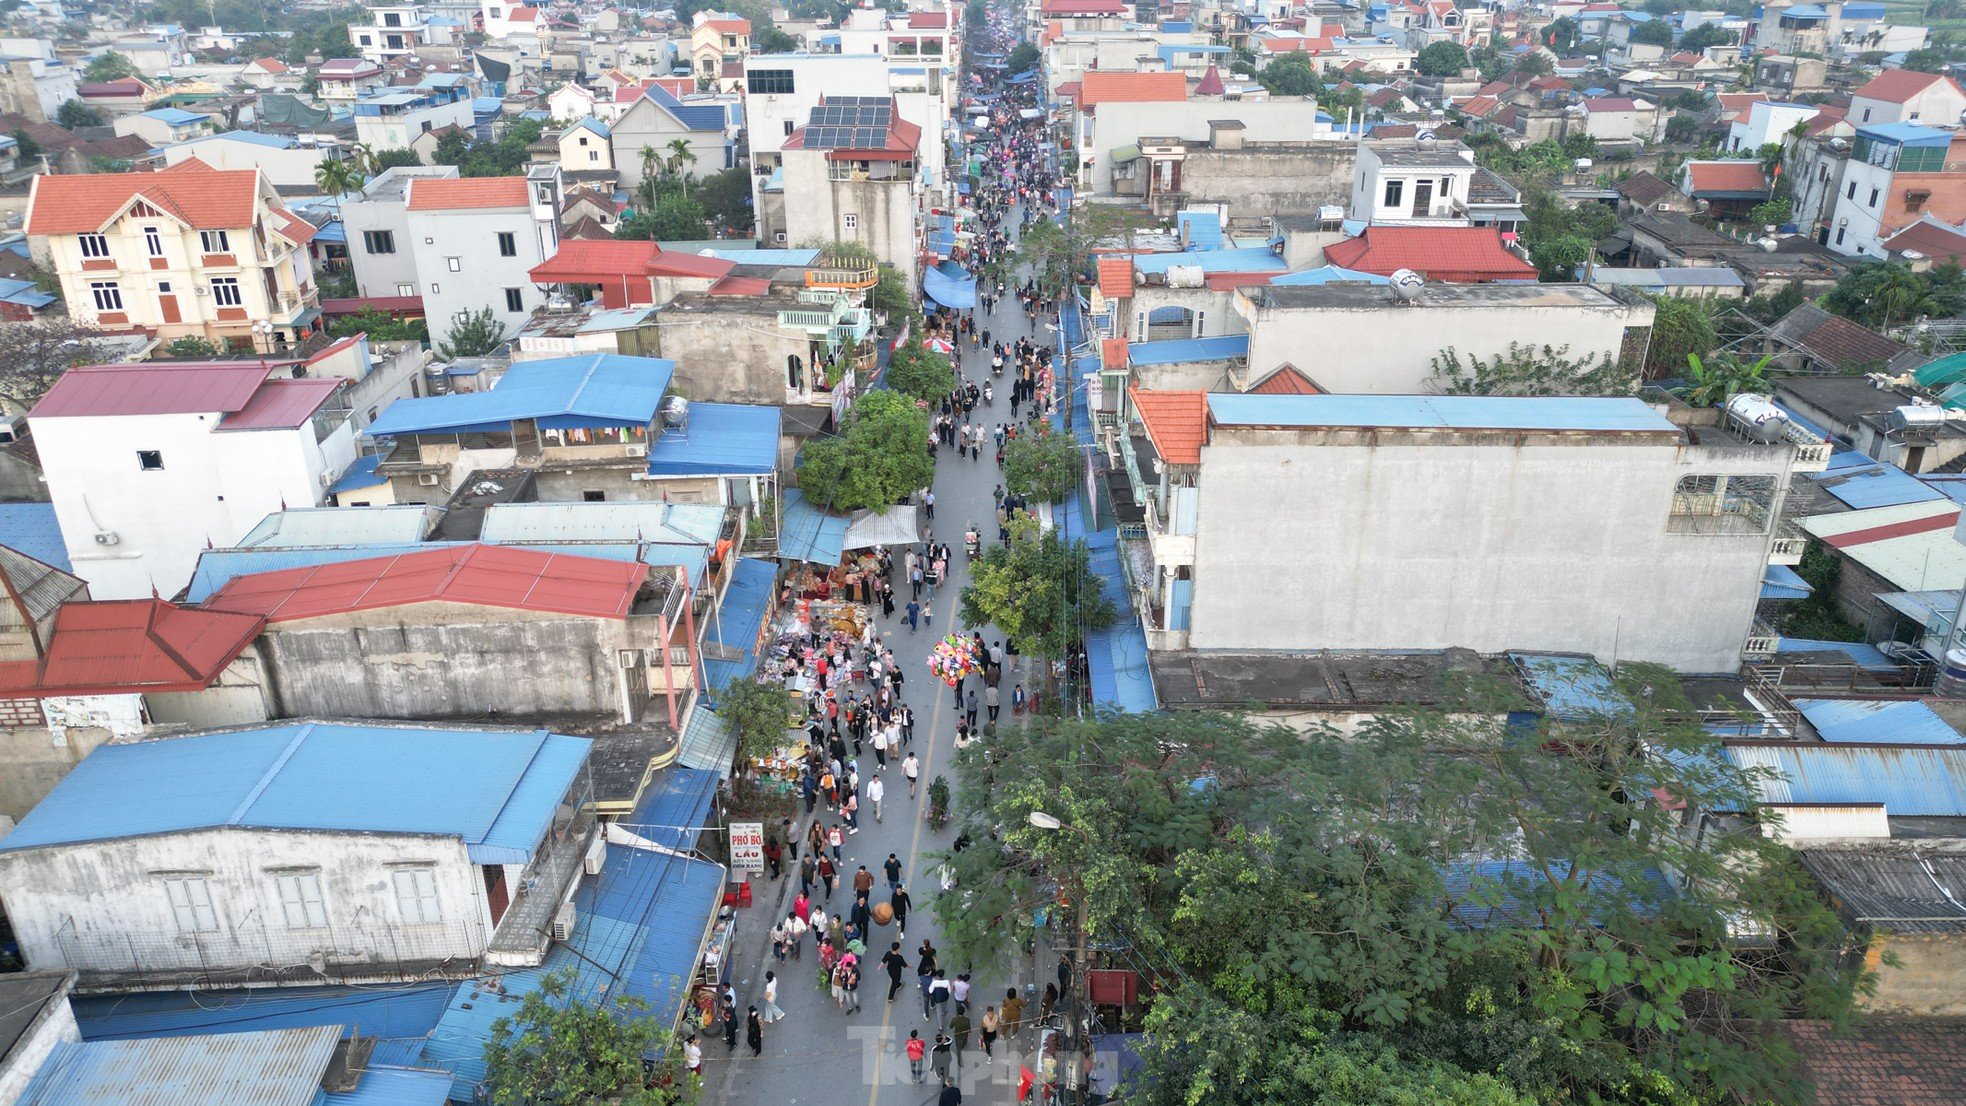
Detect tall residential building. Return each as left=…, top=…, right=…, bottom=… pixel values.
left=404, top=167, right=562, bottom=340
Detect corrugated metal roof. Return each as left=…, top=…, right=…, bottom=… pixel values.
left=237, top=506, right=441, bottom=549
left=1762, top=563, right=1814, bottom=600
left=1126, top=335, right=1249, bottom=366
left=1877, top=588, right=1959, bottom=629
left=1799, top=848, right=1966, bottom=932
left=1208, top=394, right=1680, bottom=434
left=204, top=544, right=646, bottom=623
left=701, top=557, right=776, bottom=695
left=19, top=1026, right=340, bottom=1106
left=1774, top=637, right=1900, bottom=670
left=644, top=402, right=781, bottom=476
left=1510, top=652, right=1634, bottom=721
left=30, top=363, right=271, bottom=419
left=422, top=844, right=725, bottom=1099
left=1810, top=456, right=1945, bottom=510
left=478, top=501, right=724, bottom=547
left=1801, top=501, right=1966, bottom=592
left=73, top=981, right=454, bottom=1045
left=776, top=490, right=848, bottom=566
left=0, top=721, right=590, bottom=865
left=676, top=706, right=736, bottom=774
left=1, top=599, right=264, bottom=698
left=325, top=1066, right=451, bottom=1106
left=217, top=378, right=343, bottom=431
left=1795, top=698, right=1964, bottom=745
left=328, top=454, right=386, bottom=495
left=1727, top=742, right=1966, bottom=813
left=1125, top=246, right=1280, bottom=275
left=365, top=354, right=675, bottom=436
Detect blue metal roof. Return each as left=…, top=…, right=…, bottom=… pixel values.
left=1842, top=0, right=1886, bottom=16
left=1728, top=742, right=1966, bottom=813
left=1126, top=246, right=1281, bottom=275
left=329, top=453, right=387, bottom=495
left=1126, top=334, right=1249, bottom=366
left=185, top=129, right=297, bottom=149
left=622, top=764, right=719, bottom=849
left=0, top=502, right=71, bottom=571
left=237, top=505, right=439, bottom=548
left=676, top=703, right=736, bottom=774
left=422, top=842, right=725, bottom=1099
left=1762, top=562, right=1814, bottom=600
left=1176, top=210, right=1223, bottom=250
left=926, top=212, right=957, bottom=257
left=565, top=115, right=610, bottom=139
left=645, top=402, right=780, bottom=476
left=1857, top=121, right=1953, bottom=147
left=709, top=247, right=817, bottom=266
left=779, top=488, right=848, bottom=565
left=20, top=1028, right=346, bottom=1106
left=1810, top=454, right=1944, bottom=509
left=366, top=354, right=675, bottom=436
left=478, top=500, right=725, bottom=547
left=1774, top=637, right=1898, bottom=671
left=327, top=1066, right=453, bottom=1106
left=644, top=86, right=726, bottom=132
left=141, top=106, right=209, bottom=124
left=73, top=981, right=454, bottom=1045
left=702, top=556, right=776, bottom=696
left=1208, top=394, right=1680, bottom=434
left=0, top=722, right=590, bottom=865
left=1794, top=698, right=1965, bottom=745
left=1268, top=264, right=1389, bottom=286
left=1074, top=499, right=1156, bottom=713
left=1510, top=652, right=1634, bottom=721
left=186, top=543, right=443, bottom=602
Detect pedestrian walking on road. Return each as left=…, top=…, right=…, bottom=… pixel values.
left=985, top=684, right=1000, bottom=723
left=980, top=1005, right=1000, bottom=1063
left=1001, top=989, right=1024, bottom=1041
left=903, top=752, right=920, bottom=797
left=907, top=1030, right=928, bottom=1082
left=965, top=689, right=979, bottom=729
left=890, top=883, right=912, bottom=938
left=763, top=972, right=784, bottom=1023
left=828, top=824, right=844, bottom=862
left=721, top=997, right=738, bottom=1052
left=868, top=775, right=885, bottom=821
left=950, top=1009, right=972, bottom=1068
left=883, top=941, right=909, bottom=1001
left=931, top=1033, right=953, bottom=1084
left=799, top=854, right=816, bottom=898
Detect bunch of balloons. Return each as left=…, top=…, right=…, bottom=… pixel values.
left=926, top=634, right=983, bottom=687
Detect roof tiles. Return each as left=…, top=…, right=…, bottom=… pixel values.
left=405, top=176, right=530, bottom=211
left=1130, top=388, right=1208, bottom=465
left=205, top=543, right=647, bottom=622
left=1855, top=68, right=1959, bottom=105
left=1078, top=70, right=1187, bottom=108
left=0, top=599, right=263, bottom=697
left=31, top=362, right=272, bottom=419
left=27, top=158, right=261, bottom=235
left=1684, top=159, right=1770, bottom=194
left=1097, top=256, right=1134, bottom=299
left=1322, top=226, right=1536, bottom=283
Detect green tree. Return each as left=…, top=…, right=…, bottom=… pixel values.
left=1257, top=53, right=1319, bottom=96
left=11, top=129, right=39, bottom=160
left=1679, top=22, right=1735, bottom=52
left=715, top=677, right=796, bottom=762
left=1645, top=294, right=1718, bottom=377
left=482, top=969, right=687, bottom=1106
left=438, top=307, right=506, bottom=359
left=958, top=517, right=1115, bottom=662
left=432, top=129, right=471, bottom=166
left=755, top=24, right=798, bottom=52
left=1514, top=50, right=1553, bottom=75
left=1005, top=42, right=1040, bottom=73
left=1416, top=41, right=1469, bottom=76
left=1001, top=423, right=1080, bottom=502
left=871, top=262, right=913, bottom=320
left=1543, top=15, right=1579, bottom=51
left=327, top=306, right=429, bottom=342
left=314, top=157, right=364, bottom=223
left=0, top=318, right=106, bottom=410
left=83, top=52, right=136, bottom=82
left=795, top=389, right=934, bottom=512
left=161, top=335, right=222, bottom=358
left=1665, top=112, right=1701, bottom=143
left=1902, top=47, right=1947, bottom=72
left=1013, top=203, right=1152, bottom=303
left=883, top=340, right=955, bottom=401
left=695, top=166, right=753, bottom=232
left=55, top=99, right=101, bottom=128
left=1682, top=351, right=1773, bottom=405
left=1432, top=342, right=1635, bottom=396
left=1748, top=196, right=1793, bottom=226
left=370, top=147, right=423, bottom=171
left=1629, top=19, right=1676, bottom=45
left=665, top=137, right=699, bottom=193
left=1824, top=259, right=1966, bottom=332
left=616, top=194, right=708, bottom=241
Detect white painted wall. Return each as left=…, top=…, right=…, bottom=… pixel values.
left=158, top=137, right=340, bottom=190
left=404, top=203, right=554, bottom=339
left=1084, top=98, right=1329, bottom=195
left=1186, top=434, right=1786, bottom=671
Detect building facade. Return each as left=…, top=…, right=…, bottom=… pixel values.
left=403, top=168, right=561, bottom=339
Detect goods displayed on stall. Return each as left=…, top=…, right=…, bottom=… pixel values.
left=927, top=633, right=983, bottom=686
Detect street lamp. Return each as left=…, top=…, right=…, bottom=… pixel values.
left=1027, top=810, right=1063, bottom=830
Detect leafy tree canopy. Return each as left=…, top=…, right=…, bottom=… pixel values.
left=327, top=306, right=429, bottom=343
left=1001, top=423, right=1080, bottom=502
left=1416, top=41, right=1469, bottom=76
left=884, top=339, right=956, bottom=401
left=1005, top=42, right=1040, bottom=73
left=957, top=516, right=1114, bottom=659
left=161, top=336, right=222, bottom=358
left=0, top=318, right=106, bottom=410
left=83, top=51, right=136, bottom=82
left=438, top=307, right=506, bottom=359
left=55, top=99, right=101, bottom=128
left=1433, top=342, right=1634, bottom=397
left=716, top=677, right=797, bottom=762
left=1645, top=294, right=1719, bottom=377
left=694, top=166, right=754, bottom=234
left=616, top=194, right=708, bottom=242
left=371, top=147, right=423, bottom=171
left=1822, top=258, right=1966, bottom=333
left=1678, top=22, right=1735, bottom=52
left=934, top=673, right=1869, bottom=1106
left=795, top=389, right=934, bottom=512
left=1628, top=19, right=1676, bottom=45
left=1257, top=52, right=1318, bottom=96
left=482, top=969, right=686, bottom=1106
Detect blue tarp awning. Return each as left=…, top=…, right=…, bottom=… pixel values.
left=779, top=488, right=849, bottom=565
left=927, top=213, right=957, bottom=257
left=646, top=402, right=781, bottom=476
left=1007, top=68, right=1039, bottom=82
left=1762, top=563, right=1814, bottom=601
left=924, top=261, right=976, bottom=309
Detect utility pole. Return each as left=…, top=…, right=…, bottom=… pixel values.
left=1063, top=892, right=1092, bottom=1104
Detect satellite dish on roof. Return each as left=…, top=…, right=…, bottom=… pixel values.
left=1390, top=268, right=1425, bottom=303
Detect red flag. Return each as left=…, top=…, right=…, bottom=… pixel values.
left=1018, top=1066, right=1036, bottom=1102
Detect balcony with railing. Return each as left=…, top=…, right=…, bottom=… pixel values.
left=805, top=263, right=879, bottom=290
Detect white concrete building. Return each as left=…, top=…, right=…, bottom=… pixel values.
left=1351, top=138, right=1482, bottom=225
left=349, top=3, right=433, bottom=63
left=343, top=164, right=461, bottom=300
left=156, top=131, right=348, bottom=190
left=1237, top=282, right=1657, bottom=393
left=1847, top=68, right=1966, bottom=127
left=315, top=58, right=387, bottom=104
left=1123, top=393, right=1804, bottom=671
left=25, top=159, right=321, bottom=347
left=768, top=96, right=924, bottom=285
left=1076, top=69, right=1330, bottom=194
left=352, top=83, right=474, bottom=151
left=742, top=53, right=951, bottom=210
left=404, top=168, right=561, bottom=340
left=0, top=721, right=595, bottom=989
left=1820, top=122, right=1964, bottom=258
left=1728, top=98, right=1818, bottom=153
left=27, top=362, right=358, bottom=600
left=610, top=86, right=735, bottom=190
left=110, top=106, right=211, bottom=146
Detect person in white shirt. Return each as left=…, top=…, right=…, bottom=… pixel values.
left=868, top=775, right=886, bottom=822
left=762, top=970, right=784, bottom=1022
left=903, top=752, right=920, bottom=797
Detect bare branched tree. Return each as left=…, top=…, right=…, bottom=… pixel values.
left=0, top=319, right=108, bottom=412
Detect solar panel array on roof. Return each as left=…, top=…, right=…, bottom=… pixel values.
left=803, top=97, right=893, bottom=149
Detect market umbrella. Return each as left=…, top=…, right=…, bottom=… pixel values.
left=924, top=336, right=955, bottom=353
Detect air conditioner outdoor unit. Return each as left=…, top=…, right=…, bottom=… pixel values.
left=319, top=471, right=334, bottom=487
left=583, top=835, right=606, bottom=875
left=625, top=443, right=647, bottom=456
left=93, top=531, right=119, bottom=546
left=551, top=902, right=577, bottom=941
left=618, top=649, right=638, bottom=669
left=417, top=472, right=441, bottom=486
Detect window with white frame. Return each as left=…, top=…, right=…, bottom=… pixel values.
left=396, top=282, right=415, bottom=297
left=89, top=281, right=123, bottom=312
left=142, top=226, right=163, bottom=257
left=843, top=212, right=858, bottom=231
left=393, top=868, right=442, bottom=923
left=200, top=229, right=230, bottom=254
left=163, top=876, right=218, bottom=933
left=447, top=256, right=461, bottom=272
left=211, top=277, right=242, bottom=307
left=275, top=871, right=328, bottom=929
left=78, top=233, right=110, bottom=258
left=1383, top=179, right=1404, bottom=208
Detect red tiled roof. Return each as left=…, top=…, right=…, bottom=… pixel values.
left=1777, top=1019, right=1966, bottom=1105
left=204, top=544, right=647, bottom=622
left=1203, top=271, right=1283, bottom=290
left=1079, top=70, right=1187, bottom=108
left=1854, top=68, right=1958, bottom=105
left=702, top=16, right=748, bottom=32
left=508, top=5, right=541, bottom=18
left=1130, top=388, right=1208, bottom=466
left=1248, top=365, right=1323, bottom=394
left=1885, top=216, right=1966, bottom=265
left=907, top=10, right=949, bottom=27
left=406, top=176, right=530, bottom=211
left=219, top=378, right=343, bottom=431
left=1054, top=80, right=1082, bottom=100
left=1617, top=169, right=1679, bottom=205
left=1684, top=159, right=1769, bottom=195
left=1458, top=94, right=1501, bottom=118
left=707, top=274, right=772, bottom=295
left=1097, top=257, right=1134, bottom=299
left=248, top=57, right=289, bottom=73
left=1804, top=104, right=1849, bottom=137
left=27, top=158, right=260, bottom=235
left=1323, top=227, right=1535, bottom=283
left=272, top=209, right=318, bottom=246
left=1101, top=337, right=1129, bottom=368
left=647, top=248, right=737, bottom=278
left=1195, top=64, right=1224, bottom=97
left=0, top=599, right=263, bottom=698
left=31, top=362, right=273, bottom=419
left=77, top=77, right=146, bottom=97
